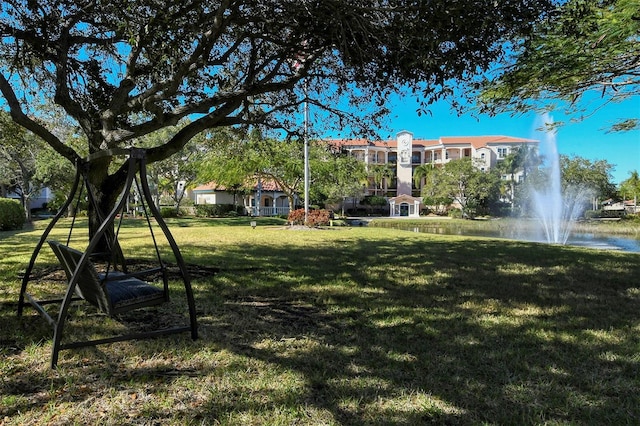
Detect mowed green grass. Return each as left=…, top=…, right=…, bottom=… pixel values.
left=1, top=217, right=639, bottom=425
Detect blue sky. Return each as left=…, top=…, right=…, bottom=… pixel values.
left=380, top=94, right=639, bottom=185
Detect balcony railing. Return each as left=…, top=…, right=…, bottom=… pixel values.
left=247, top=206, right=290, bottom=217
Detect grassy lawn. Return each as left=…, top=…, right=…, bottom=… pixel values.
left=1, top=217, right=639, bottom=425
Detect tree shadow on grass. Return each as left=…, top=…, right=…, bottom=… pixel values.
left=2, top=233, right=639, bottom=424
left=190, top=237, right=640, bottom=424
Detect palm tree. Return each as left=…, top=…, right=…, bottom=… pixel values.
left=369, top=164, right=394, bottom=196
left=514, top=144, right=540, bottom=181
left=620, top=170, right=640, bottom=211
left=413, top=164, right=434, bottom=191
left=496, top=151, right=518, bottom=209
left=496, top=145, right=540, bottom=210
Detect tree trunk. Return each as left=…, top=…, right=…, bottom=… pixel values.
left=288, top=194, right=296, bottom=213
left=20, top=193, right=31, bottom=222
left=85, top=156, right=127, bottom=267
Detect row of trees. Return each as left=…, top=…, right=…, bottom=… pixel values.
left=0, top=112, right=370, bottom=217
left=1, top=0, right=637, bottom=229
left=195, top=128, right=368, bottom=211
left=3, top=102, right=637, bottom=221
left=0, top=0, right=557, bottom=240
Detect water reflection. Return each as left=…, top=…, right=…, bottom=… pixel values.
left=396, top=224, right=640, bottom=253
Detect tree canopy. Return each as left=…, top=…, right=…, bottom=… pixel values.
left=0, top=0, right=556, bottom=234
left=420, top=158, right=500, bottom=218
left=0, top=111, right=54, bottom=220
left=198, top=130, right=366, bottom=210
left=1, top=1, right=554, bottom=164
left=477, top=0, right=640, bottom=132
left=559, top=155, right=616, bottom=199
left=619, top=170, right=640, bottom=202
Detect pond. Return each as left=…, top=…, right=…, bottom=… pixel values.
left=369, top=221, right=640, bottom=253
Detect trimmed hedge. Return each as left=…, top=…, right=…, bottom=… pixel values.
left=0, top=198, right=25, bottom=231
left=194, top=204, right=244, bottom=217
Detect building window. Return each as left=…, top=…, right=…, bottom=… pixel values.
left=497, top=148, right=508, bottom=158
left=388, top=152, right=397, bottom=164
left=411, top=151, right=421, bottom=164
left=445, top=151, right=449, bottom=160
left=352, top=151, right=365, bottom=162
left=480, top=153, right=485, bottom=160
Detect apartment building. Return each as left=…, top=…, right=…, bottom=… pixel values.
left=331, top=131, right=538, bottom=216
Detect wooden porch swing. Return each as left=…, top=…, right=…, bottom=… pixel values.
left=18, top=148, right=198, bottom=368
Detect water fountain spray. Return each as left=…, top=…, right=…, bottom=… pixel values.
left=529, top=116, right=591, bottom=244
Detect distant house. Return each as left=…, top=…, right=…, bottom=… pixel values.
left=602, top=198, right=639, bottom=215
left=191, top=179, right=292, bottom=217
left=192, top=182, right=237, bottom=206
left=6, top=187, right=54, bottom=211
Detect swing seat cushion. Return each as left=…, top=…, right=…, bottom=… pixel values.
left=99, top=272, right=165, bottom=312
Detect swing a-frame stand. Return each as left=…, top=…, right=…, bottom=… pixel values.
left=18, top=148, right=198, bottom=368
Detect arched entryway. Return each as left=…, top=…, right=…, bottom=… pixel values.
left=389, top=194, right=422, bottom=217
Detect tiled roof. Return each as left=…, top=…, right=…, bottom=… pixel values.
left=439, top=136, right=538, bottom=149
left=389, top=194, right=422, bottom=202
left=326, top=135, right=537, bottom=150
left=192, top=182, right=225, bottom=191
left=193, top=178, right=283, bottom=192
left=258, top=180, right=282, bottom=191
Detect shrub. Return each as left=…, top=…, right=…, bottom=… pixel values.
left=0, top=198, right=25, bottom=231
left=194, top=204, right=213, bottom=217
left=287, top=208, right=306, bottom=225
left=361, top=195, right=388, bottom=206
left=287, top=208, right=331, bottom=227
left=160, top=207, right=180, bottom=218
left=448, top=208, right=463, bottom=219
left=194, top=204, right=243, bottom=217
left=620, top=212, right=640, bottom=223
left=584, top=210, right=599, bottom=219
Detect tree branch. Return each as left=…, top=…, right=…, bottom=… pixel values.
left=145, top=98, right=244, bottom=164
left=0, top=73, right=79, bottom=164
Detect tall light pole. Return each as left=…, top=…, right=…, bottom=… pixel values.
left=303, top=87, right=310, bottom=224
left=293, top=43, right=310, bottom=225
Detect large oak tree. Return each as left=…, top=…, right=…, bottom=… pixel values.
left=1, top=0, right=554, bottom=237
